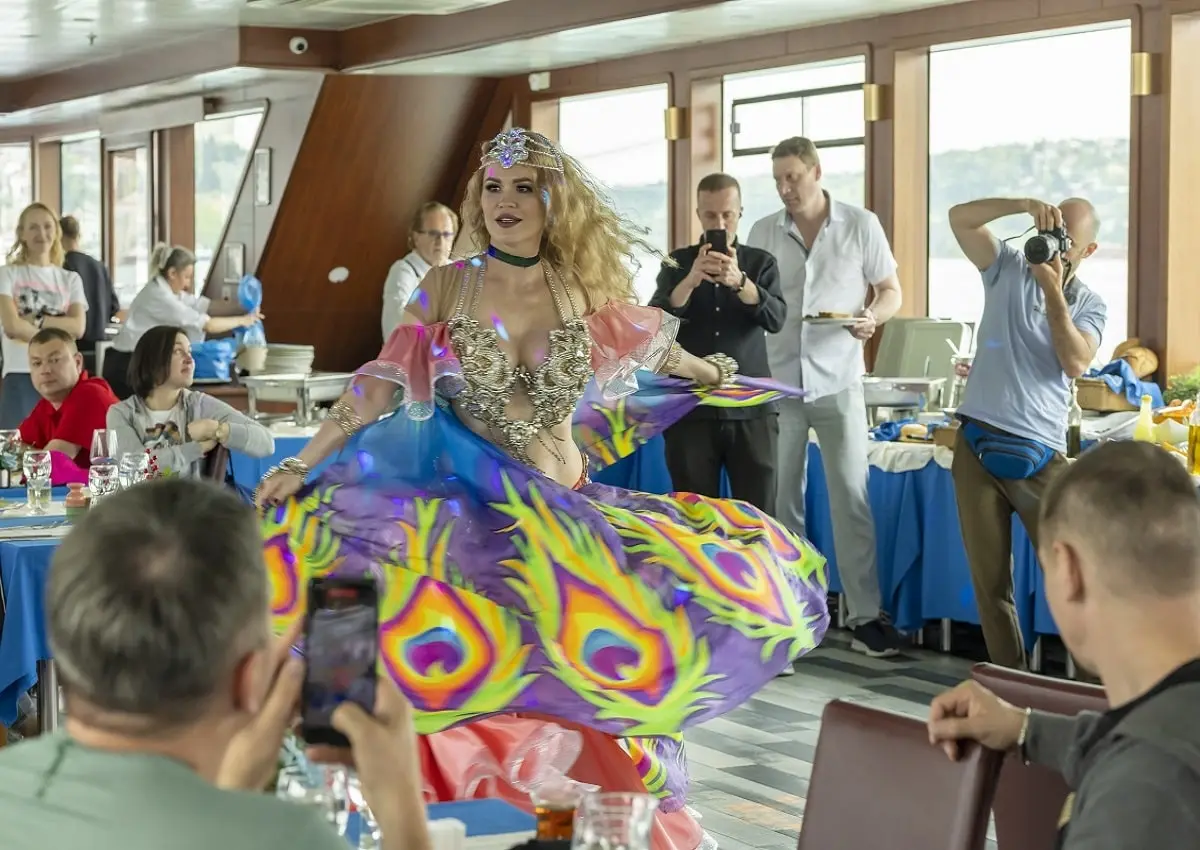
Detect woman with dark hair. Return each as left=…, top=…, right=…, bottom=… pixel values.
left=103, top=243, right=261, bottom=398
left=106, top=325, right=273, bottom=477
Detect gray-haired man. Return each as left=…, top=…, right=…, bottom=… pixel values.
left=0, top=479, right=429, bottom=850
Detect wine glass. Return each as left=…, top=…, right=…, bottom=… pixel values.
left=21, top=450, right=51, bottom=514
left=90, top=429, right=117, bottom=466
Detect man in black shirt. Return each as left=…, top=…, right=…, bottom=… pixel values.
left=60, top=216, right=118, bottom=375
left=649, top=173, right=785, bottom=512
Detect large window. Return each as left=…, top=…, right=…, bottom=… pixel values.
left=194, top=111, right=263, bottom=286
left=557, top=85, right=669, bottom=304
left=0, top=144, right=33, bottom=254
left=723, top=59, right=866, bottom=233
left=60, top=137, right=103, bottom=258
left=928, top=25, right=1131, bottom=363
left=109, top=146, right=151, bottom=307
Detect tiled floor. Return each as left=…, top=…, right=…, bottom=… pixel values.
left=687, top=629, right=978, bottom=850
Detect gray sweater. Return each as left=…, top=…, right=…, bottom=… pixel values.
left=1026, top=674, right=1200, bottom=849
left=106, top=389, right=274, bottom=478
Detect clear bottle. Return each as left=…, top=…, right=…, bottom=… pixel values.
left=1187, top=393, right=1200, bottom=476
left=1133, top=394, right=1156, bottom=443
left=1066, top=380, right=1083, bottom=458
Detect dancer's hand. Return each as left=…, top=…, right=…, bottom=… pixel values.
left=307, top=678, right=429, bottom=850
left=255, top=470, right=303, bottom=507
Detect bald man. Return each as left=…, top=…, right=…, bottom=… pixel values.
left=945, top=196, right=1107, bottom=669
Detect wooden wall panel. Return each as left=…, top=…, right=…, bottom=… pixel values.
left=1165, top=13, right=1200, bottom=376
left=162, top=126, right=195, bottom=250
left=255, top=75, right=506, bottom=372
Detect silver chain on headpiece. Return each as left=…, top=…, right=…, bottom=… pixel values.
left=480, top=128, right=565, bottom=173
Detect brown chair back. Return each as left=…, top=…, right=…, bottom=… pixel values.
left=970, top=663, right=1108, bottom=850
left=798, top=699, right=1002, bottom=850
left=202, top=445, right=230, bottom=482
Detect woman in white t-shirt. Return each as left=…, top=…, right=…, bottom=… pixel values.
left=0, top=202, right=87, bottom=427
left=105, top=243, right=261, bottom=399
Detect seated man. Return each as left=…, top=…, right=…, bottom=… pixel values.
left=927, top=441, right=1200, bottom=849
left=0, top=479, right=429, bottom=850
left=19, top=327, right=118, bottom=468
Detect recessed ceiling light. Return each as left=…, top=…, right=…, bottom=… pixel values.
left=73, top=17, right=95, bottom=22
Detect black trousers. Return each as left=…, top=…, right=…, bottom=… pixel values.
left=102, top=348, right=134, bottom=400
left=662, top=415, right=778, bottom=514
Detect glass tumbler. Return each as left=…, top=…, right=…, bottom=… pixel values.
left=118, top=452, right=149, bottom=488
left=21, top=450, right=51, bottom=514
left=88, top=463, right=120, bottom=501
left=571, top=792, right=660, bottom=850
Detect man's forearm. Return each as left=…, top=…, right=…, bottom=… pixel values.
left=1043, top=287, right=1093, bottom=377
left=669, top=280, right=697, bottom=309
left=869, top=287, right=902, bottom=323
left=948, top=197, right=1032, bottom=228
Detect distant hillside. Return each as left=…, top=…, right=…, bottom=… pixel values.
left=606, top=138, right=1130, bottom=259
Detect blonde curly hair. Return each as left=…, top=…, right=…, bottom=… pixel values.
left=6, top=202, right=65, bottom=266
left=460, top=132, right=670, bottom=311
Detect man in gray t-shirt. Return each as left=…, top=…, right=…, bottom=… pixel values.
left=947, top=196, right=1106, bottom=670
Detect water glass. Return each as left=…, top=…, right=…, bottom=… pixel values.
left=90, top=429, right=117, bottom=466
left=118, top=452, right=149, bottom=488
left=571, top=792, right=659, bottom=850
left=88, top=463, right=120, bottom=501
left=21, top=450, right=51, bottom=514
left=276, top=764, right=338, bottom=825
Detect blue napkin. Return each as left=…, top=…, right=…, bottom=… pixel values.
left=871, top=418, right=914, bottom=442
left=1086, top=359, right=1163, bottom=408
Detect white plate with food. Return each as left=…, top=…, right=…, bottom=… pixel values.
left=803, top=314, right=863, bottom=325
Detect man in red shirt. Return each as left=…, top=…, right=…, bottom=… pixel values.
left=19, top=327, right=118, bottom=468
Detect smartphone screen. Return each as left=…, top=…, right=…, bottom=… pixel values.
left=704, top=228, right=728, bottom=256
left=301, top=577, right=379, bottom=747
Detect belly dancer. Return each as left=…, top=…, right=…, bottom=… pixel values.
left=255, top=128, right=830, bottom=850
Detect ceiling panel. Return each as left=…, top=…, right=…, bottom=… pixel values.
left=0, top=0, right=517, bottom=79
left=365, top=0, right=965, bottom=76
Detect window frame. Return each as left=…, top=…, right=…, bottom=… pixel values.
left=728, top=82, right=866, bottom=159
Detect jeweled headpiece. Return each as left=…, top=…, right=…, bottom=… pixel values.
left=480, top=128, right=564, bottom=173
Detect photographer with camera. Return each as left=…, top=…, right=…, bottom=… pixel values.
left=947, top=196, right=1106, bottom=670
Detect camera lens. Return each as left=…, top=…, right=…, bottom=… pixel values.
left=1024, top=234, right=1055, bottom=264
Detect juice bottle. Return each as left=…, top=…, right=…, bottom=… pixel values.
left=1188, top=394, right=1200, bottom=476
left=1066, top=380, right=1083, bottom=458
left=1133, top=394, right=1156, bottom=442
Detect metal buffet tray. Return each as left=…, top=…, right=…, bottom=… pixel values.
left=862, top=376, right=946, bottom=410
left=241, top=372, right=354, bottom=425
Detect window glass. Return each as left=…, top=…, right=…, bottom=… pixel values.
left=557, top=85, right=669, bottom=304
left=928, top=25, right=1131, bottom=363
left=0, top=144, right=33, bottom=254
left=194, top=112, right=264, bottom=286
left=723, top=59, right=866, bottom=234
left=60, top=138, right=103, bottom=258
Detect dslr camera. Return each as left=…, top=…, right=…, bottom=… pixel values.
left=1024, top=225, right=1071, bottom=265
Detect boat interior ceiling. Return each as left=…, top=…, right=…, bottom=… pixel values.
left=0, top=0, right=964, bottom=127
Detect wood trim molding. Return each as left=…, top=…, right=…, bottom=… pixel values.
left=35, top=141, right=61, bottom=214
left=688, top=76, right=722, bottom=246
left=890, top=47, right=929, bottom=320
left=1165, top=11, right=1200, bottom=375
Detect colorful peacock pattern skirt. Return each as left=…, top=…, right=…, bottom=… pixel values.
left=262, top=373, right=829, bottom=811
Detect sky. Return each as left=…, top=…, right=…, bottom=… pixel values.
left=556, top=22, right=1132, bottom=185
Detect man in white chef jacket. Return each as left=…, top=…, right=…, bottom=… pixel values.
left=747, top=136, right=904, bottom=658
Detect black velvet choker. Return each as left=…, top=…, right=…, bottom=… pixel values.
left=487, top=244, right=540, bottom=267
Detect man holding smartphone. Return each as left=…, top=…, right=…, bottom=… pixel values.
left=649, top=173, right=786, bottom=512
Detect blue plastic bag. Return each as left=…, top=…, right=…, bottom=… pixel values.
left=235, top=275, right=266, bottom=347
left=191, top=339, right=237, bottom=382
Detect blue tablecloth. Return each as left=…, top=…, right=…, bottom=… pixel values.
left=229, top=435, right=360, bottom=498
left=0, top=539, right=58, bottom=725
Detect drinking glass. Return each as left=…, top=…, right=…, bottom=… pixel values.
left=90, top=429, right=117, bottom=466
left=118, top=452, right=149, bottom=488
left=571, top=792, right=659, bottom=850
left=88, top=463, right=120, bottom=501
left=275, top=763, right=338, bottom=825
left=21, top=450, right=51, bottom=515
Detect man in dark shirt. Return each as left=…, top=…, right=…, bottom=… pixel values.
left=60, top=216, right=118, bottom=374
left=649, top=173, right=786, bottom=512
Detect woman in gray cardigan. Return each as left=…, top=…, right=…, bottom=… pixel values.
left=106, top=325, right=273, bottom=477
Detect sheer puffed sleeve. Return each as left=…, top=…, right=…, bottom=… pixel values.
left=354, top=322, right=466, bottom=420
left=587, top=301, right=680, bottom=400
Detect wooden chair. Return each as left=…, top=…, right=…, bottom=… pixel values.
left=970, top=663, right=1108, bottom=850
left=798, top=699, right=1002, bottom=850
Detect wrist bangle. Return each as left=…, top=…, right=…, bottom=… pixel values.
left=702, top=353, right=738, bottom=387
left=658, top=342, right=683, bottom=375
left=1017, top=706, right=1032, bottom=763
left=736, top=272, right=747, bottom=292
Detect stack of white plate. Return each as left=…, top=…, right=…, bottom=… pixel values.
left=259, top=344, right=315, bottom=375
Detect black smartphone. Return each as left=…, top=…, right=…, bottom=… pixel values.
left=704, top=228, right=728, bottom=256
left=300, top=577, right=379, bottom=747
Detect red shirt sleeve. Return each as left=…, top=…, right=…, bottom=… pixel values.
left=54, top=382, right=118, bottom=454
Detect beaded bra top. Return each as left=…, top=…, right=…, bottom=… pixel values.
left=447, top=257, right=592, bottom=465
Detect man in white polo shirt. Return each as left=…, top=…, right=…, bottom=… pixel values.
left=747, top=136, right=903, bottom=657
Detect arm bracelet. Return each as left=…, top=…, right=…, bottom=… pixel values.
left=263, top=456, right=310, bottom=483
left=328, top=399, right=366, bottom=437
left=702, top=353, right=739, bottom=387
left=658, top=342, right=684, bottom=375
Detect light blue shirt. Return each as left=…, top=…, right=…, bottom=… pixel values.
left=957, top=241, right=1106, bottom=453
